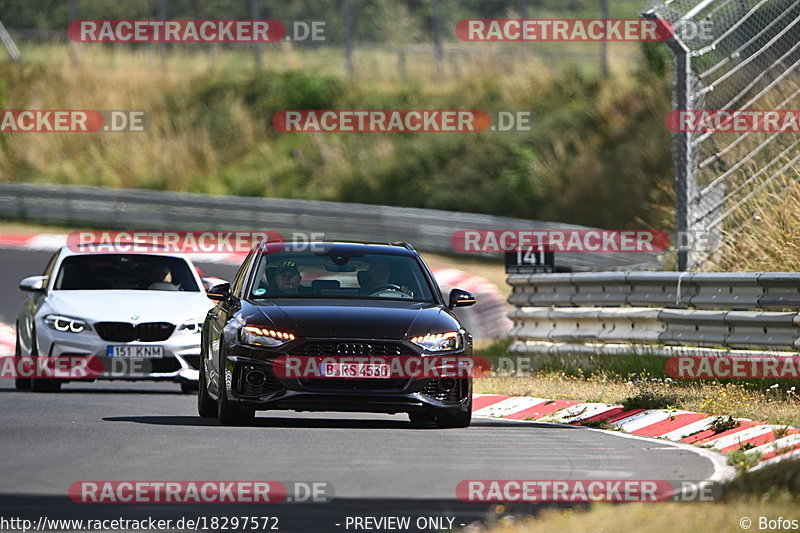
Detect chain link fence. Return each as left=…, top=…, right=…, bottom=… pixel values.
left=1, top=0, right=646, bottom=78
left=645, top=0, right=800, bottom=270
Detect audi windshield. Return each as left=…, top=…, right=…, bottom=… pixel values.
left=248, top=251, right=436, bottom=302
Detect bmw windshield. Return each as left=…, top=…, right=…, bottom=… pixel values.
left=53, top=254, right=200, bottom=292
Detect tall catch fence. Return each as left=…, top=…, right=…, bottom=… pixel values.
left=645, top=0, right=800, bottom=270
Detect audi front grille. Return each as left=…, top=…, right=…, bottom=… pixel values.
left=291, top=341, right=415, bottom=357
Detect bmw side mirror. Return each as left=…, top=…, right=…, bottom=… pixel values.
left=19, top=275, right=47, bottom=292
left=207, top=283, right=231, bottom=302
left=449, top=288, right=475, bottom=309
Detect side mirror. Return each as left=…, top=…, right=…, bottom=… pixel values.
left=19, top=276, right=47, bottom=293
left=207, top=283, right=231, bottom=302
left=202, top=277, right=229, bottom=292
left=449, top=288, right=476, bottom=309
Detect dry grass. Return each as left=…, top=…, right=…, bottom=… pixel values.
left=471, top=455, right=800, bottom=533
left=19, top=41, right=642, bottom=84
left=719, top=177, right=800, bottom=272
left=475, top=370, right=800, bottom=426
left=467, top=496, right=799, bottom=533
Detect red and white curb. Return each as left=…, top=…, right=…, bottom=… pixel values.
left=0, top=323, right=15, bottom=355
left=473, top=393, right=800, bottom=470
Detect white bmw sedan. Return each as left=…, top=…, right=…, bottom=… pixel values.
left=15, top=244, right=218, bottom=392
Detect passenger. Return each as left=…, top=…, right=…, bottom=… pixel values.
left=271, top=261, right=301, bottom=295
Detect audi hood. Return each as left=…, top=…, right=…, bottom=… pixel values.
left=241, top=299, right=461, bottom=339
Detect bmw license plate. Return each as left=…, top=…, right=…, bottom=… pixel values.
left=107, top=345, right=164, bottom=358
left=321, top=362, right=390, bottom=379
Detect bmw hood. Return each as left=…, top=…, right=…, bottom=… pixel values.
left=44, top=290, right=214, bottom=324
left=245, top=300, right=459, bottom=340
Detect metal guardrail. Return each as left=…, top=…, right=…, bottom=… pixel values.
left=0, top=182, right=662, bottom=271
left=508, top=272, right=800, bottom=310
left=508, top=272, right=800, bottom=356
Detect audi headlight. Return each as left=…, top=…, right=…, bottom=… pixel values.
left=410, top=331, right=463, bottom=352
left=240, top=326, right=296, bottom=347
left=44, top=314, right=90, bottom=334
left=179, top=319, right=204, bottom=334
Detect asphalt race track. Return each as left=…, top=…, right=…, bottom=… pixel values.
left=0, top=248, right=719, bottom=532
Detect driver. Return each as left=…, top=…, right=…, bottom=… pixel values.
left=152, top=265, right=173, bottom=283
left=146, top=265, right=175, bottom=289
left=359, top=258, right=412, bottom=296
left=271, top=260, right=301, bottom=295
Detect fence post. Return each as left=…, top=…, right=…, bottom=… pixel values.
left=433, top=0, right=444, bottom=75
left=0, top=20, right=22, bottom=67
left=673, top=47, right=694, bottom=271
left=68, top=0, right=79, bottom=66
left=599, top=0, right=609, bottom=76
left=342, top=0, right=354, bottom=76
left=644, top=10, right=695, bottom=271
left=157, top=0, right=168, bottom=70
left=251, top=0, right=262, bottom=71
left=397, top=49, right=407, bottom=81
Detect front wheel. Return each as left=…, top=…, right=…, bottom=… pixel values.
left=181, top=381, right=199, bottom=394
left=31, top=378, right=62, bottom=392
left=217, top=367, right=255, bottom=426
left=28, top=329, right=61, bottom=393
left=197, top=363, right=218, bottom=418
left=408, top=412, right=436, bottom=427
left=434, top=397, right=472, bottom=429
left=14, top=330, right=31, bottom=391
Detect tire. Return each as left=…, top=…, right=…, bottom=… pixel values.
left=28, top=329, right=62, bottom=393
left=31, top=378, right=62, bottom=392
left=14, top=330, right=31, bottom=391
left=408, top=412, right=436, bottom=427
left=197, top=363, right=218, bottom=418
left=181, top=381, right=199, bottom=394
left=434, top=397, right=472, bottom=429
left=217, top=366, right=255, bottom=426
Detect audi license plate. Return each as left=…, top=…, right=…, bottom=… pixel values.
left=107, top=345, right=164, bottom=358
left=321, top=362, right=390, bottom=379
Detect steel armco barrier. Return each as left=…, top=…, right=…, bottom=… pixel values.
left=508, top=272, right=800, bottom=356
left=0, top=182, right=662, bottom=272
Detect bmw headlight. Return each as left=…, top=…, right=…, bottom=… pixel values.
left=44, top=314, right=90, bottom=334
left=240, top=326, right=296, bottom=347
left=179, top=319, right=204, bottom=334
left=410, top=331, right=463, bottom=352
